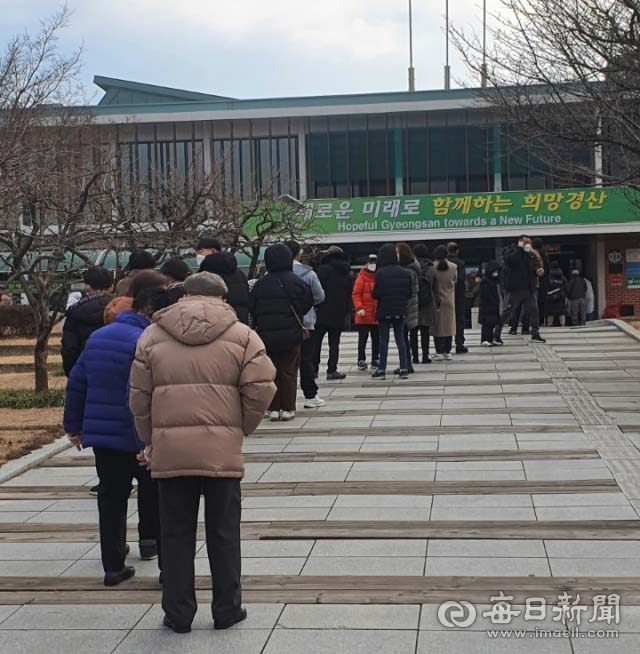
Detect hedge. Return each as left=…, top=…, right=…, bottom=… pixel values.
left=0, top=304, right=36, bottom=337
left=0, top=388, right=65, bottom=409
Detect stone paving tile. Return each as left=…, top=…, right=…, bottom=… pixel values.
left=241, top=508, right=330, bottom=522
left=301, top=556, right=425, bottom=576
left=417, top=631, right=572, bottom=652
left=327, top=507, right=431, bottom=522
left=359, top=441, right=438, bottom=452
left=237, top=463, right=272, bottom=483
left=572, top=635, right=640, bottom=653
left=258, top=462, right=352, bottom=483
left=0, top=542, right=94, bottom=561
left=372, top=416, right=442, bottom=427
left=310, top=539, right=428, bottom=557
left=0, top=604, right=151, bottom=630
left=61, top=558, right=160, bottom=578
left=0, top=499, right=55, bottom=511
left=0, top=606, right=19, bottom=625
left=0, top=630, right=129, bottom=654
left=545, top=540, right=640, bottom=559
left=0, top=511, right=39, bottom=522
left=549, top=558, right=640, bottom=577
left=435, top=461, right=524, bottom=471
left=135, top=603, right=283, bottom=630
left=535, top=506, right=639, bottom=521
left=115, top=629, right=271, bottom=654
left=427, top=539, right=546, bottom=558
left=425, top=556, right=551, bottom=577
left=264, top=629, right=417, bottom=654
left=277, top=604, right=420, bottom=629
left=435, top=470, right=525, bottom=481
left=429, top=507, right=536, bottom=521
left=440, top=414, right=512, bottom=426
left=531, top=492, right=631, bottom=507
left=237, top=557, right=306, bottom=576
left=238, top=541, right=315, bottom=559
left=333, top=494, right=432, bottom=508
left=25, top=510, right=103, bottom=524
left=0, top=560, right=74, bottom=576
left=242, top=495, right=336, bottom=508
left=432, top=494, right=533, bottom=508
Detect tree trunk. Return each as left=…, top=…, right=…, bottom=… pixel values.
left=34, top=332, right=50, bottom=393
left=248, top=246, right=261, bottom=280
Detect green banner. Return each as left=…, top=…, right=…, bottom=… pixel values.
left=297, top=187, right=640, bottom=235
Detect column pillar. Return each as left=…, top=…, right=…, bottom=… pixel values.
left=492, top=124, right=502, bottom=192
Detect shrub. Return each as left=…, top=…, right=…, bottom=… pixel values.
left=0, top=304, right=36, bottom=337
left=0, top=388, right=65, bottom=409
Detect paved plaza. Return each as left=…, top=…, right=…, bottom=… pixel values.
left=1, top=323, right=640, bottom=652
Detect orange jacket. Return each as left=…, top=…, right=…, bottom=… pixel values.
left=352, top=268, right=378, bottom=325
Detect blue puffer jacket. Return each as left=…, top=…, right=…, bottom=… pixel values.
left=63, top=311, right=150, bottom=452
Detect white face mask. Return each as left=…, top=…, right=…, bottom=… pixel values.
left=196, top=254, right=206, bottom=266
left=367, top=264, right=376, bottom=272
left=523, top=244, right=532, bottom=253
left=492, top=272, right=499, bottom=278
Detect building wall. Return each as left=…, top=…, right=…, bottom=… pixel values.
left=603, top=235, right=640, bottom=314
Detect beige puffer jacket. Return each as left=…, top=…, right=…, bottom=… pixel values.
left=129, top=296, right=276, bottom=479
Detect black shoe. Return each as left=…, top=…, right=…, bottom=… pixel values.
left=531, top=334, right=546, bottom=343
left=89, top=484, right=99, bottom=496
left=124, top=544, right=130, bottom=556
left=393, top=367, right=414, bottom=375
left=139, top=539, right=158, bottom=560
left=158, top=572, right=163, bottom=585
left=493, top=338, right=504, bottom=346
left=214, top=608, right=248, bottom=630
left=412, top=357, right=420, bottom=364
left=521, top=329, right=530, bottom=335
left=398, top=369, right=409, bottom=380
left=371, top=359, right=380, bottom=369
left=456, top=346, right=469, bottom=354
left=422, top=357, right=432, bottom=364
left=326, top=371, right=347, bottom=381
left=508, top=329, right=518, bottom=335
left=371, top=369, right=386, bottom=380
left=163, top=615, right=191, bottom=634
left=104, top=565, right=135, bottom=587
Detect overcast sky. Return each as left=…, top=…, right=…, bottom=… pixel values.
left=0, top=0, right=501, bottom=102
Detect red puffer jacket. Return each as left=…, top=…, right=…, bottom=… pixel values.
left=352, top=268, right=378, bottom=325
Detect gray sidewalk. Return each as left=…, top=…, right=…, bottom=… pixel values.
left=1, top=324, right=640, bottom=652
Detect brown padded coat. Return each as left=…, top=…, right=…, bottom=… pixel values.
left=129, top=296, right=276, bottom=479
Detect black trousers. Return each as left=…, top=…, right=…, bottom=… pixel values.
left=481, top=322, right=496, bottom=343
left=159, top=476, right=242, bottom=628
left=93, top=446, right=160, bottom=573
left=313, top=325, right=342, bottom=374
left=454, top=296, right=466, bottom=347
left=496, top=290, right=540, bottom=338
left=411, top=326, right=431, bottom=361
left=300, top=335, right=318, bottom=400
left=357, top=324, right=379, bottom=363
left=434, top=336, right=453, bottom=354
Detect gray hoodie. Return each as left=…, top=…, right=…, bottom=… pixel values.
left=292, top=260, right=325, bottom=330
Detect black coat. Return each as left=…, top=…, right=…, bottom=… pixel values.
left=478, top=263, right=501, bottom=325
left=503, top=247, right=537, bottom=294
left=448, top=254, right=466, bottom=302
left=372, top=244, right=412, bottom=321
left=200, top=252, right=250, bottom=324
left=316, top=252, right=352, bottom=328
left=61, top=292, right=113, bottom=376
left=249, top=244, right=313, bottom=353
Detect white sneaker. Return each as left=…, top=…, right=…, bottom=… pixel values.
left=444, top=353, right=452, bottom=361
left=269, top=411, right=281, bottom=421
left=481, top=341, right=493, bottom=347
left=280, top=411, right=295, bottom=421
left=304, top=396, right=326, bottom=408
left=432, top=353, right=444, bottom=361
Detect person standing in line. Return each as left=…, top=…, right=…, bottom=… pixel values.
left=129, top=272, right=276, bottom=634
left=195, top=235, right=221, bottom=267
left=249, top=244, right=313, bottom=421
left=314, top=246, right=352, bottom=381
left=63, top=286, right=169, bottom=587
left=286, top=240, right=327, bottom=408
left=61, top=266, right=114, bottom=377
left=104, top=270, right=170, bottom=324
left=370, top=244, right=412, bottom=380
left=115, top=249, right=156, bottom=297
left=397, top=242, right=421, bottom=373
left=545, top=262, right=568, bottom=327
left=432, top=245, right=458, bottom=361
left=160, top=257, right=192, bottom=305
left=585, top=276, right=595, bottom=321
left=412, top=244, right=438, bottom=364
left=567, top=269, right=588, bottom=326
left=495, top=236, right=546, bottom=343
left=447, top=242, right=468, bottom=354
left=200, top=251, right=250, bottom=324
left=479, top=261, right=502, bottom=347
left=352, top=253, right=379, bottom=371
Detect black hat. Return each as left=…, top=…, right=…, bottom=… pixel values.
left=82, top=266, right=112, bottom=290
left=196, top=236, right=221, bottom=252
left=127, top=250, right=156, bottom=271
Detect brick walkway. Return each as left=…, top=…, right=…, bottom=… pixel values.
left=1, top=324, right=640, bottom=652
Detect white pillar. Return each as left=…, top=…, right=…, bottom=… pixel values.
left=594, top=114, right=603, bottom=188
left=296, top=122, right=308, bottom=200
left=596, top=236, right=606, bottom=317
left=202, top=122, right=212, bottom=175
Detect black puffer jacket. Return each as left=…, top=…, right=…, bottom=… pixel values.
left=372, top=244, right=412, bottom=321
left=200, top=252, right=250, bottom=324
left=316, top=251, right=352, bottom=328
left=478, top=261, right=501, bottom=325
left=448, top=254, right=467, bottom=302
left=249, top=244, right=313, bottom=353
left=504, top=247, right=538, bottom=293
left=61, top=292, right=113, bottom=376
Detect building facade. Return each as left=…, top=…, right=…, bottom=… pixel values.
left=91, top=76, right=640, bottom=317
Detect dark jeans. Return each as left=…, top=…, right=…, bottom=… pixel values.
left=496, top=290, right=540, bottom=338
left=313, top=325, right=341, bottom=374
left=481, top=322, right=496, bottom=343
left=93, top=446, right=160, bottom=573
left=411, top=326, right=431, bottom=361
left=357, top=324, right=379, bottom=363
left=454, top=297, right=466, bottom=347
left=378, top=318, right=408, bottom=372
left=268, top=345, right=301, bottom=412
left=434, top=336, right=453, bottom=354
left=300, top=335, right=318, bottom=400
left=159, top=476, right=241, bottom=628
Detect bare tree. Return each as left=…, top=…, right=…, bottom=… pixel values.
left=453, top=0, right=640, bottom=190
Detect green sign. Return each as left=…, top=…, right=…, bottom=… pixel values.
left=297, top=187, right=640, bottom=235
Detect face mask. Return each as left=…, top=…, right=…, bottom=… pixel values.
left=523, top=244, right=532, bottom=252
left=196, top=254, right=205, bottom=266
left=367, top=264, right=377, bottom=272
left=492, top=272, right=499, bottom=278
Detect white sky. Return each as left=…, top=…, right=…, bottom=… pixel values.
left=0, top=0, right=502, bottom=101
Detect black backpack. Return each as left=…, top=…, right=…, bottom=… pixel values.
left=547, top=277, right=566, bottom=305
left=417, top=266, right=434, bottom=306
